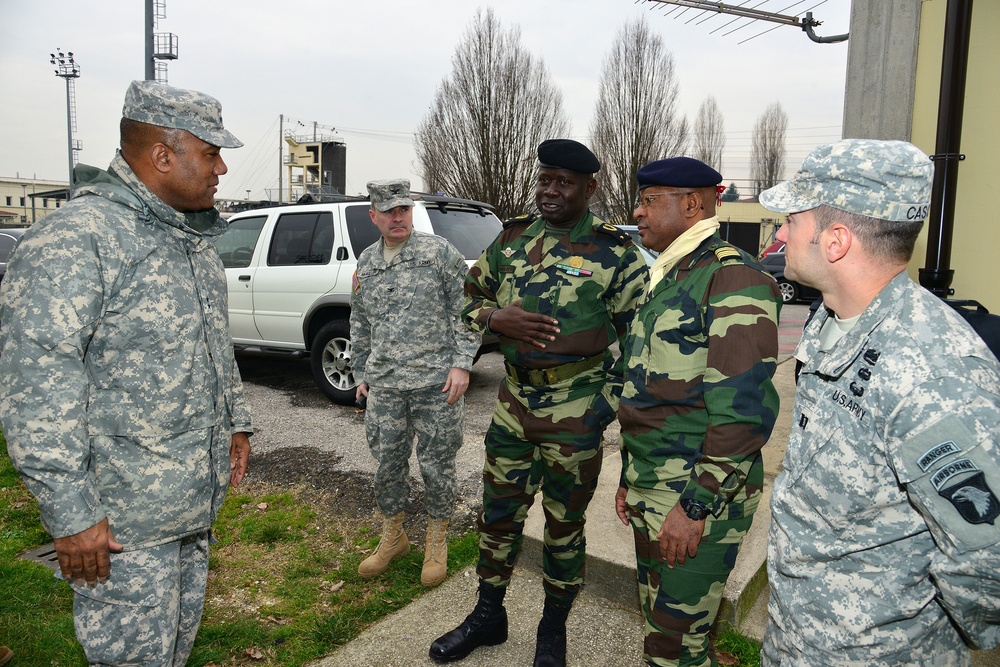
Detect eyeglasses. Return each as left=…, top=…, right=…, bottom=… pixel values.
left=635, top=191, right=694, bottom=209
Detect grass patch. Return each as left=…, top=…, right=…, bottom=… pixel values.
left=0, top=435, right=480, bottom=666
left=716, top=625, right=762, bottom=667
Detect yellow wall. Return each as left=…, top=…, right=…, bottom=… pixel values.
left=910, top=0, right=1000, bottom=311
left=718, top=201, right=785, bottom=252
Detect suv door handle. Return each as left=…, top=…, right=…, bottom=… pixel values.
left=239, top=275, right=251, bottom=281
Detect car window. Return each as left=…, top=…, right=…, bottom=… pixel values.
left=268, top=211, right=334, bottom=266
left=0, top=233, right=17, bottom=263
left=218, top=216, right=266, bottom=268
left=426, top=206, right=502, bottom=260
left=344, top=205, right=381, bottom=258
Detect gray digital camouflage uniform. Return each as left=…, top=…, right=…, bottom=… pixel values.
left=351, top=230, right=480, bottom=517
left=764, top=273, right=1000, bottom=666
left=0, top=153, right=252, bottom=663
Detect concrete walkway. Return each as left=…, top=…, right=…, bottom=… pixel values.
left=309, top=304, right=1000, bottom=666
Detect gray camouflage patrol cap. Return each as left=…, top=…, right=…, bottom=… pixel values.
left=367, top=178, right=414, bottom=212
left=122, top=80, right=243, bottom=149
left=759, top=138, right=933, bottom=222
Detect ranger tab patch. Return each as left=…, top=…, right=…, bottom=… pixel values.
left=931, top=458, right=1000, bottom=525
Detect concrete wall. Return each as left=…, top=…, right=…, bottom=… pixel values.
left=843, top=0, right=921, bottom=141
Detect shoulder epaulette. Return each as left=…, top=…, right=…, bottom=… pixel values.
left=595, top=222, right=632, bottom=245
left=712, top=245, right=744, bottom=265
left=503, top=213, right=536, bottom=229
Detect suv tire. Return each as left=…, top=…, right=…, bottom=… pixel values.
left=777, top=279, right=798, bottom=304
left=310, top=319, right=356, bottom=405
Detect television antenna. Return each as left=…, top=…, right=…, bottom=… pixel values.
left=640, top=1, right=849, bottom=44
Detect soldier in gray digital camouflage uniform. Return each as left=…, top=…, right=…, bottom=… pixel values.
left=0, top=80, right=252, bottom=665
left=759, top=138, right=1000, bottom=666
left=350, top=178, right=480, bottom=587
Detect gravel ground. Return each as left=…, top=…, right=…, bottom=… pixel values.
left=235, top=348, right=622, bottom=539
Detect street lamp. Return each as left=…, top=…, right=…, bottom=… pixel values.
left=20, top=184, right=27, bottom=225
left=50, top=49, right=81, bottom=196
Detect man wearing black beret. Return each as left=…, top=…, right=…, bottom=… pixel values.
left=429, top=139, right=648, bottom=666
left=615, top=157, right=782, bottom=666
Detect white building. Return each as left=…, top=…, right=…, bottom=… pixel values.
left=0, top=176, right=69, bottom=228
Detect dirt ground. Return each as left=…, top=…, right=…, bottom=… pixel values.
left=243, top=445, right=481, bottom=542
left=233, top=348, right=620, bottom=544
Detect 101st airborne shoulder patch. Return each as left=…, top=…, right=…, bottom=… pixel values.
left=931, top=457, right=1000, bottom=525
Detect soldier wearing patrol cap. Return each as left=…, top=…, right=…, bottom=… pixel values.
left=614, top=157, right=781, bottom=667
left=350, top=178, right=480, bottom=588
left=0, top=80, right=252, bottom=664
left=429, top=139, right=648, bottom=665
left=759, top=139, right=1000, bottom=666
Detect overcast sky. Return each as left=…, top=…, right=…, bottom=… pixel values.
left=0, top=0, right=851, bottom=202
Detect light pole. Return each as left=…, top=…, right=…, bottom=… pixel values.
left=50, top=49, right=81, bottom=196
left=20, top=184, right=27, bottom=225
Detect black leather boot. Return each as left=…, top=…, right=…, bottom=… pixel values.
left=533, top=596, right=573, bottom=667
left=429, top=581, right=508, bottom=663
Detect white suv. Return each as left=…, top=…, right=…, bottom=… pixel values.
left=216, top=194, right=503, bottom=405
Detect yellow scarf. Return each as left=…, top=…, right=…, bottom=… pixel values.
left=647, top=216, right=720, bottom=293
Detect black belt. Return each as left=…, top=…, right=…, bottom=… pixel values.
left=504, top=353, right=605, bottom=386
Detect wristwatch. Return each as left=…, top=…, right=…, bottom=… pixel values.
left=679, top=498, right=710, bottom=521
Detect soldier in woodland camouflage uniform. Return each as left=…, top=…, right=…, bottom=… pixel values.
left=615, top=157, right=781, bottom=667
left=429, top=139, right=648, bottom=666
left=350, top=178, right=480, bottom=587
left=759, top=139, right=1000, bottom=666
left=0, top=80, right=252, bottom=665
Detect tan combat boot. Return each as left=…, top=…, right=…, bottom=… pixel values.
left=421, top=516, right=449, bottom=587
left=358, top=512, right=409, bottom=578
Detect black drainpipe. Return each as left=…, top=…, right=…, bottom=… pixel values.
left=919, top=0, right=974, bottom=297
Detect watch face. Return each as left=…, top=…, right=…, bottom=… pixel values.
left=681, top=499, right=709, bottom=521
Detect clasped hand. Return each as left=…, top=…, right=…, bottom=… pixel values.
left=489, top=300, right=560, bottom=348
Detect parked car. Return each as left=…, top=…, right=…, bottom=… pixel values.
left=758, top=244, right=821, bottom=304
left=0, top=227, right=27, bottom=286
left=615, top=224, right=658, bottom=266
left=216, top=194, right=502, bottom=405
left=759, top=239, right=784, bottom=260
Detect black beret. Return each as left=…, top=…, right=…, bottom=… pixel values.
left=537, top=139, right=601, bottom=174
left=637, top=157, right=722, bottom=189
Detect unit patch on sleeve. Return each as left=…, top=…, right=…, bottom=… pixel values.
left=931, top=458, right=1000, bottom=525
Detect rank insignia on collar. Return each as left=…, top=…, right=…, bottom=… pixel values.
left=502, top=247, right=515, bottom=258
left=569, top=256, right=584, bottom=269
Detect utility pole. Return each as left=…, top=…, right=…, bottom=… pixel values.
left=50, top=49, right=81, bottom=196
left=145, top=0, right=178, bottom=82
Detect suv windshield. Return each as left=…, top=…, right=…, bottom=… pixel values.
left=426, top=206, right=501, bottom=260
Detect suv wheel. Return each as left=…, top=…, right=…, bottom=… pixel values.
left=310, top=319, right=357, bottom=405
left=777, top=280, right=798, bottom=304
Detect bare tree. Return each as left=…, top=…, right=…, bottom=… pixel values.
left=750, top=102, right=788, bottom=197
left=692, top=96, right=725, bottom=174
left=589, top=17, right=688, bottom=224
left=414, top=9, right=569, bottom=220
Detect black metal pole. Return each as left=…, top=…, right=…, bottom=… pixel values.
left=145, top=0, right=155, bottom=80
left=919, top=0, right=974, bottom=297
